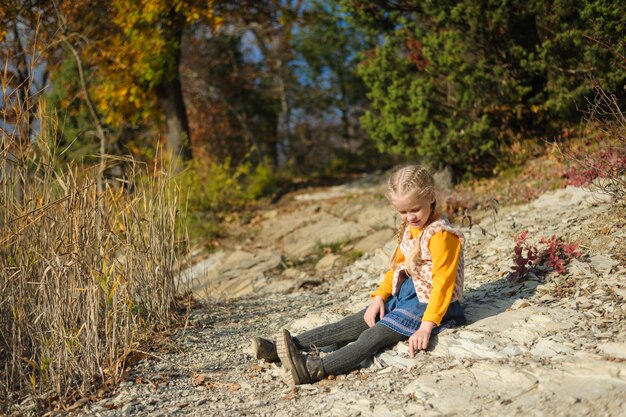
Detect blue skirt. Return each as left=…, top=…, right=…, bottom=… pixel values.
left=378, top=278, right=466, bottom=337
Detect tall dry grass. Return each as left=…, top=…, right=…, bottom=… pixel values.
left=1, top=70, right=186, bottom=412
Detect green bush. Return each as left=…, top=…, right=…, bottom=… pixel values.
left=178, top=156, right=278, bottom=243
left=180, top=157, right=277, bottom=213
left=345, top=0, right=626, bottom=179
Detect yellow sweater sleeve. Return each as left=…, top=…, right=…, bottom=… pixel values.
left=370, top=247, right=405, bottom=301
left=422, top=231, right=462, bottom=325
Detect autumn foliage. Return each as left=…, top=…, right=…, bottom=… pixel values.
left=509, top=231, right=582, bottom=283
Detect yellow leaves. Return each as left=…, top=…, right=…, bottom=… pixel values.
left=140, top=0, right=168, bottom=22
left=112, top=0, right=213, bottom=27
left=92, top=79, right=155, bottom=126
left=88, top=29, right=162, bottom=125
left=212, top=16, right=224, bottom=31
left=0, top=8, right=10, bottom=42
left=77, top=0, right=220, bottom=125
left=111, top=0, right=166, bottom=28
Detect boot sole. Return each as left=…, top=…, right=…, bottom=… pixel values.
left=276, top=329, right=299, bottom=387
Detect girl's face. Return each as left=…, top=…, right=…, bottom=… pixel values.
left=391, top=191, right=434, bottom=229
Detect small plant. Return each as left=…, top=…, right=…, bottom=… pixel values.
left=537, top=235, right=581, bottom=275
left=509, top=231, right=538, bottom=282
left=508, top=230, right=581, bottom=283
left=440, top=191, right=472, bottom=219
left=345, top=250, right=364, bottom=263
left=317, top=241, right=344, bottom=254
left=177, top=155, right=279, bottom=244
left=180, top=156, right=277, bottom=213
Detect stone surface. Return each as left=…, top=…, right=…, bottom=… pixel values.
left=288, top=312, right=345, bottom=335
left=261, top=205, right=326, bottom=242
left=315, top=253, right=342, bottom=272
left=588, top=254, right=617, bottom=275
left=597, top=342, right=626, bottom=360
left=293, top=172, right=385, bottom=202
left=353, top=229, right=395, bottom=254
left=182, top=249, right=282, bottom=299
left=282, top=216, right=369, bottom=259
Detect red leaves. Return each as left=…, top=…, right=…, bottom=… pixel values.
left=508, top=231, right=582, bottom=282
left=406, top=36, right=429, bottom=71
left=540, top=235, right=581, bottom=275
left=549, top=254, right=566, bottom=275
left=515, top=230, right=529, bottom=245
left=563, top=147, right=626, bottom=187
left=562, top=242, right=581, bottom=258
left=509, top=230, right=538, bottom=283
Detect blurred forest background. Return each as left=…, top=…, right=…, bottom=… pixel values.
left=3, top=0, right=625, bottom=232
left=1, top=0, right=625, bottom=409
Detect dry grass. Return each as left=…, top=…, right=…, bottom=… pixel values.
left=1, top=70, right=186, bottom=412
left=563, top=83, right=626, bottom=202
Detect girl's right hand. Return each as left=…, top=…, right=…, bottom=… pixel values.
left=364, top=296, right=386, bottom=327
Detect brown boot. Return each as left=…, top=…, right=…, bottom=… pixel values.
left=251, top=337, right=279, bottom=362
left=276, top=329, right=325, bottom=386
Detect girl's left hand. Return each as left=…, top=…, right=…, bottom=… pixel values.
left=408, top=321, right=436, bottom=357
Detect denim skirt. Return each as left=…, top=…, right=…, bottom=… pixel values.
left=378, top=277, right=466, bottom=337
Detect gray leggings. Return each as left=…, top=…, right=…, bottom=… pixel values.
left=293, top=309, right=407, bottom=375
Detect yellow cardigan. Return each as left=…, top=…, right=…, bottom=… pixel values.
left=370, top=223, right=462, bottom=325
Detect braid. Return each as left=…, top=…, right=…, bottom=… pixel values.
left=386, top=165, right=434, bottom=201
left=395, top=219, right=408, bottom=244
left=386, top=164, right=437, bottom=272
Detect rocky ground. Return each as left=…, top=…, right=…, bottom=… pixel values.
left=61, top=173, right=625, bottom=417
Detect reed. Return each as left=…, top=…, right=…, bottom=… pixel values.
left=1, top=69, right=185, bottom=411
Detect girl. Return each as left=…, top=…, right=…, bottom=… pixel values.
left=252, top=165, right=466, bottom=386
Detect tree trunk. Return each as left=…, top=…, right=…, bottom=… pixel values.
left=156, top=16, right=193, bottom=169
left=276, top=59, right=290, bottom=168
left=156, top=76, right=193, bottom=165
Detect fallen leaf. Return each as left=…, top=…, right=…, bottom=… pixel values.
left=193, top=373, right=208, bottom=386
left=65, top=398, right=89, bottom=412
left=282, top=392, right=298, bottom=401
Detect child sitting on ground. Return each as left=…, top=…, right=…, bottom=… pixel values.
left=252, top=165, right=466, bottom=386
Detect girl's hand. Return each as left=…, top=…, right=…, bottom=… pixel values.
left=408, top=321, right=436, bottom=357
left=364, top=296, right=386, bottom=327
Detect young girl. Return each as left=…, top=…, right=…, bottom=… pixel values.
left=252, top=165, right=466, bottom=386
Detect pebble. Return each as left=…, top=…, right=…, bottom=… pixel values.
left=121, top=404, right=134, bottom=416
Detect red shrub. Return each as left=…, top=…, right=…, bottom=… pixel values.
left=508, top=231, right=581, bottom=282
left=563, top=147, right=626, bottom=187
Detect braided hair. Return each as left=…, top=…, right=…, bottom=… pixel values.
left=386, top=165, right=437, bottom=271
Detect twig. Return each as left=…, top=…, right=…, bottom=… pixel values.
left=131, top=349, right=197, bottom=373
left=52, top=1, right=107, bottom=195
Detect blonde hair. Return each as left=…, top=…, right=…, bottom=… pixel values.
left=386, top=165, right=437, bottom=272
